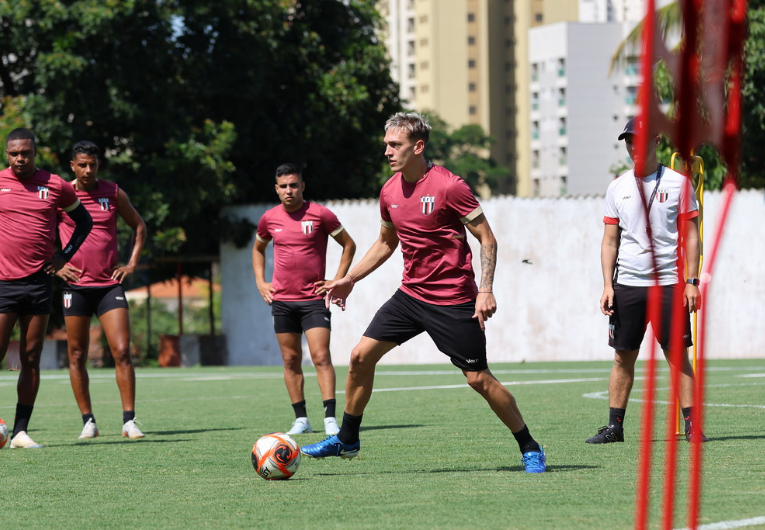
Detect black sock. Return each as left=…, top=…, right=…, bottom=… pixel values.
left=291, top=401, right=307, bottom=419
left=13, top=403, right=34, bottom=438
left=323, top=399, right=337, bottom=418
left=82, top=413, right=96, bottom=426
left=123, top=411, right=135, bottom=424
left=337, top=412, right=362, bottom=444
left=609, top=407, right=626, bottom=430
left=682, top=407, right=693, bottom=430
left=512, top=424, right=541, bottom=454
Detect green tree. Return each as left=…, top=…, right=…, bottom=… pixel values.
left=0, top=0, right=400, bottom=269
left=419, top=113, right=510, bottom=195
left=609, top=2, right=765, bottom=190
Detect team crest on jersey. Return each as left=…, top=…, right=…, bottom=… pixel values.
left=37, top=186, right=49, bottom=199
left=98, top=198, right=111, bottom=211
left=657, top=189, right=669, bottom=203
left=420, top=195, right=435, bottom=215
left=301, top=220, right=314, bottom=235
left=63, top=292, right=73, bottom=309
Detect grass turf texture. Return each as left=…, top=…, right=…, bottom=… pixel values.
left=1, top=359, right=763, bottom=529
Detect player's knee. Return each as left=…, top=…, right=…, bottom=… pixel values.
left=68, top=345, right=88, bottom=366
left=348, top=345, right=374, bottom=373
left=311, top=350, right=333, bottom=369
left=112, top=345, right=133, bottom=366
left=465, top=371, right=491, bottom=395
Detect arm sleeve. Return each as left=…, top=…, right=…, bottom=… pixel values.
left=60, top=202, right=93, bottom=261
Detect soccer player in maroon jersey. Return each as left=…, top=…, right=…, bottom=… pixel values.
left=0, top=128, right=93, bottom=449
left=55, top=141, right=147, bottom=440
left=301, top=113, right=546, bottom=473
left=253, top=163, right=356, bottom=436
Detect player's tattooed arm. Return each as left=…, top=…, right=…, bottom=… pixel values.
left=479, top=240, right=497, bottom=292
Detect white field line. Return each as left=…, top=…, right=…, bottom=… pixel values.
left=357, top=377, right=605, bottom=394
left=1, top=365, right=763, bottom=383
left=582, top=381, right=765, bottom=409
left=675, top=515, right=765, bottom=530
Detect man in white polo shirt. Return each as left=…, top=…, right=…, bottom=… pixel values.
left=586, top=117, right=708, bottom=444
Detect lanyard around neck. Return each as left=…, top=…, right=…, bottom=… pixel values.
left=635, top=164, right=664, bottom=237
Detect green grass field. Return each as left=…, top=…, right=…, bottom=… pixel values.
left=1, top=359, right=764, bottom=529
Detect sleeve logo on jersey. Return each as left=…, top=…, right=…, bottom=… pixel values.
left=98, top=198, right=111, bottom=211
left=301, top=220, right=314, bottom=235
left=657, top=189, right=669, bottom=203
left=63, top=292, right=73, bottom=309
left=37, top=186, right=49, bottom=199
left=420, top=195, right=435, bottom=215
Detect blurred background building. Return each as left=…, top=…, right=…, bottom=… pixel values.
left=376, top=0, right=666, bottom=197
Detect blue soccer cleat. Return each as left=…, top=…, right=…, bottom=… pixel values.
left=521, top=447, right=546, bottom=473
left=301, top=435, right=360, bottom=460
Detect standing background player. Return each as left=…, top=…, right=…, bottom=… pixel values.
left=56, top=141, right=147, bottom=440
left=586, top=117, right=707, bottom=444
left=300, top=112, right=546, bottom=473
left=0, top=128, right=92, bottom=449
left=253, top=162, right=356, bottom=436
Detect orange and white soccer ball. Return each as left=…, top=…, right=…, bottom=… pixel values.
left=251, top=433, right=301, bottom=480
left=0, top=418, right=8, bottom=449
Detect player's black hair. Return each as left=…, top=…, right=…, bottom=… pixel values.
left=275, top=162, right=303, bottom=181
left=6, top=128, right=36, bottom=147
left=71, top=141, right=100, bottom=160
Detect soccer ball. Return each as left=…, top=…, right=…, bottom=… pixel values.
left=0, top=418, right=8, bottom=449
left=251, top=433, right=301, bottom=480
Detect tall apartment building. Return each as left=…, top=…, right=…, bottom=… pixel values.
left=377, top=0, right=577, bottom=196
left=529, top=22, right=638, bottom=197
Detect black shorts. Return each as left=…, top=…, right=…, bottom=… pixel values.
left=0, top=269, right=53, bottom=315
left=609, top=283, right=693, bottom=351
left=271, top=300, right=331, bottom=334
left=63, top=284, right=129, bottom=317
left=364, top=289, right=488, bottom=371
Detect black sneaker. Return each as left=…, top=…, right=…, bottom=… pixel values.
left=684, top=424, right=710, bottom=443
left=585, top=425, right=624, bottom=444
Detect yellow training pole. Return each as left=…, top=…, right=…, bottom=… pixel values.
left=670, top=153, right=704, bottom=435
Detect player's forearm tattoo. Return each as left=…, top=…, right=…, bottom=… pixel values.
left=479, top=242, right=497, bottom=291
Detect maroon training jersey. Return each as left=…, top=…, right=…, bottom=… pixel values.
left=0, top=167, right=80, bottom=280
left=256, top=201, right=343, bottom=301
left=58, top=180, right=119, bottom=287
left=380, top=164, right=483, bottom=305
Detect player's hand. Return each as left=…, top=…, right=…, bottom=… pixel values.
left=44, top=253, right=69, bottom=276
left=472, top=292, right=497, bottom=331
left=54, top=264, right=82, bottom=284
left=324, top=275, right=355, bottom=311
left=257, top=282, right=275, bottom=305
left=600, top=287, right=615, bottom=316
left=683, top=284, right=701, bottom=313
left=313, top=280, right=331, bottom=297
left=111, top=264, right=135, bottom=283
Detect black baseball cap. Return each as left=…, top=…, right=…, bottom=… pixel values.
left=617, top=117, right=644, bottom=141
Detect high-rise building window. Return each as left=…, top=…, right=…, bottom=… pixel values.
left=535, top=13, right=543, bottom=22
left=468, top=13, right=475, bottom=22
left=469, top=83, right=477, bottom=92
left=407, top=18, right=415, bottom=33
left=468, top=36, right=476, bottom=45
left=468, top=60, right=476, bottom=68
left=469, top=106, right=477, bottom=115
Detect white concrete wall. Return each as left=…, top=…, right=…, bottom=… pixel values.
left=221, top=189, right=765, bottom=366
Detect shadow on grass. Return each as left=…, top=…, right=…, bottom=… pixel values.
left=311, top=464, right=600, bottom=476
left=149, top=427, right=249, bottom=436
left=64, top=439, right=193, bottom=446
left=360, top=424, right=424, bottom=432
